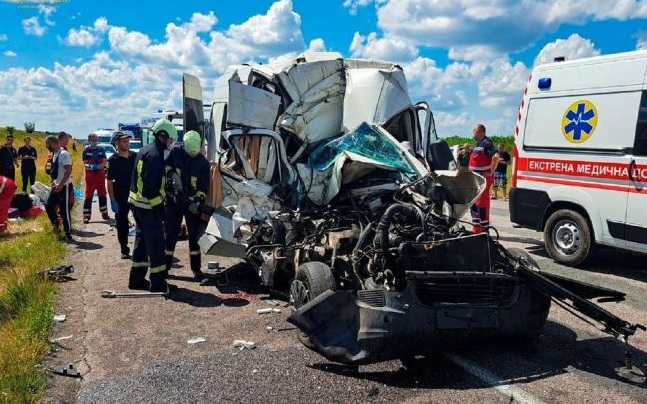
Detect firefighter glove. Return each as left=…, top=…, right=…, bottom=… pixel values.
left=110, top=199, right=119, bottom=214
left=188, top=201, right=200, bottom=215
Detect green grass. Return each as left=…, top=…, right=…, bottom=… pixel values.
left=0, top=127, right=83, bottom=404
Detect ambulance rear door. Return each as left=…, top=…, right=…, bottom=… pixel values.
left=625, top=89, right=647, bottom=252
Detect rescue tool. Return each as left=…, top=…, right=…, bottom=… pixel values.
left=100, top=289, right=167, bottom=298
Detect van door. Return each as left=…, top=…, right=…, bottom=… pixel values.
left=183, top=73, right=204, bottom=137
left=625, top=89, right=647, bottom=252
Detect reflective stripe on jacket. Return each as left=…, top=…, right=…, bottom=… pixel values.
left=129, top=142, right=166, bottom=209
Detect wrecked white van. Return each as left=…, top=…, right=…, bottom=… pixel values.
left=183, top=53, right=642, bottom=365
left=186, top=52, right=458, bottom=265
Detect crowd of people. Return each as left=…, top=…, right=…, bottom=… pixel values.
left=0, top=121, right=212, bottom=295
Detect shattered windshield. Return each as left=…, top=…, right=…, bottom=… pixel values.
left=309, top=122, right=416, bottom=176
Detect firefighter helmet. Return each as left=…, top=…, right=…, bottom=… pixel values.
left=183, top=130, right=202, bottom=157
left=151, top=119, right=177, bottom=142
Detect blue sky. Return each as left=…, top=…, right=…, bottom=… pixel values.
left=1, top=0, right=647, bottom=138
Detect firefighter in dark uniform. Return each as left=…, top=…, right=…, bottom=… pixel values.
left=128, top=119, right=177, bottom=293
left=164, top=130, right=210, bottom=282
left=107, top=131, right=137, bottom=259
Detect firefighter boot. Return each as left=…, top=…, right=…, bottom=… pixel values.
left=165, top=253, right=173, bottom=273
left=190, top=253, right=207, bottom=283
left=128, top=266, right=149, bottom=290
left=150, top=272, right=177, bottom=294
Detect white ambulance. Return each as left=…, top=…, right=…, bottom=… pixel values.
left=509, top=50, right=647, bottom=266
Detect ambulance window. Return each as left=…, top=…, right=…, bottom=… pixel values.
left=634, top=90, right=647, bottom=156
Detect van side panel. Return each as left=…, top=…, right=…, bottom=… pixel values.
left=530, top=56, right=646, bottom=95
left=523, top=92, right=641, bottom=150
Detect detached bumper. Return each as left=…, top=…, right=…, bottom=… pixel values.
left=288, top=275, right=550, bottom=365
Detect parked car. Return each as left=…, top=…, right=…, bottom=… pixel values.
left=96, top=143, right=116, bottom=160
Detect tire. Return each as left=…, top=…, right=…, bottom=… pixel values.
left=544, top=209, right=595, bottom=267
left=289, top=261, right=336, bottom=348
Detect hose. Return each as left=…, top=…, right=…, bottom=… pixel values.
left=375, top=203, right=421, bottom=270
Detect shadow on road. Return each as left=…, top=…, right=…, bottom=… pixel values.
left=520, top=244, right=647, bottom=283
left=73, top=229, right=103, bottom=238
left=70, top=239, right=103, bottom=250
left=580, top=249, right=647, bottom=282
left=309, top=320, right=646, bottom=390
left=167, top=288, right=222, bottom=307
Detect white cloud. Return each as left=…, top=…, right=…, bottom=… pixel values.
left=65, top=17, right=110, bottom=47
left=22, top=16, right=46, bottom=36
left=308, top=38, right=326, bottom=52
left=448, top=45, right=499, bottom=62
left=0, top=1, right=311, bottom=136
left=349, top=32, right=418, bottom=62
left=106, top=1, right=305, bottom=77
left=65, top=28, right=98, bottom=47
left=94, top=17, right=109, bottom=33
left=38, top=4, right=56, bottom=26
left=4, top=51, right=17, bottom=57
left=21, top=5, right=57, bottom=36
left=402, top=55, right=530, bottom=135
left=374, top=0, right=647, bottom=55
left=186, top=11, right=217, bottom=32
left=0, top=34, right=7, bottom=41
left=478, top=59, right=530, bottom=107
left=227, top=0, right=305, bottom=56
left=343, top=0, right=387, bottom=15
left=534, top=34, right=600, bottom=66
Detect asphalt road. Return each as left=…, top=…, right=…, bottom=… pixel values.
left=45, top=198, right=647, bottom=403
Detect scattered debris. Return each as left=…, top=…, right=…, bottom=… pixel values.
left=256, top=308, right=281, bottom=315
left=51, top=364, right=81, bottom=378
left=233, top=340, right=256, bottom=350
left=39, top=265, right=74, bottom=282
left=187, top=337, right=207, bottom=344
left=266, top=326, right=274, bottom=332
left=53, top=314, right=66, bottom=322
left=53, top=335, right=74, bottom=342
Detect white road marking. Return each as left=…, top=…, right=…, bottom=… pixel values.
left=445, top=353, right=546, bottom=404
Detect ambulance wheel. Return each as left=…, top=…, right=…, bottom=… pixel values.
left=544, top=209, right=594, bottom=267
left=289, top=262, right=336, bottom=348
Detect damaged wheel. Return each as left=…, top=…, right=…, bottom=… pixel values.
left=289, top=261, right=336, bottom=348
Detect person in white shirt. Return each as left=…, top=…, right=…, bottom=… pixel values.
left=44, top=135, right=74, bottom=242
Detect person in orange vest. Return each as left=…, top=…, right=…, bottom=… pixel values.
left=0, top=175, right=17, bottom=233
left=468, top=123, right=500, bottom=233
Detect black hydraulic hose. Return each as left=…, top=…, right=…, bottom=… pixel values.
left=376, top=204, right=421, bottom=269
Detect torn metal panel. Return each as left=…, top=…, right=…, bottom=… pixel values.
left=276, top=59, right=346, bottom=147
left=198, top=207, right=247, bottom=258
left=227, top=81, right=281, bottom=130
left=342, top=65, right=411, bottom=132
